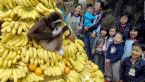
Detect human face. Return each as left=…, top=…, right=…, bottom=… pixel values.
left=109, top=28, right=116, bottom=37
left=75, top=5, right=82, bottom=15
left=130, top=30, right=138, bottom=39
left=113, top=33, right=123, bottom=44
left=87, top=7, right=94, bottom=13
left=131, top=45, right=142, bottom=60
left=100, top=30, right=107, bottom=37
left=94, top=2, right=102, bottom=12
left=120, top=16, right=128, bottom=25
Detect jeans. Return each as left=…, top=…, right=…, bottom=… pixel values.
left=84, top=32, right=94, bottom=60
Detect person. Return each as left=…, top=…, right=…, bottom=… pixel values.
left=122, top=26, right=140, bottom=60
left=103, top=26, right=117, bottom=52
left=83, top=4, right=96, bottom=61
left=114, top=11, right=133, bottom=40
left=87, top=1, right=105, bottom=34
left=66, top=3, right=83, bottom=39
left=120, top=42, right=145, bottom=82
left=105, top=32, right=125, bottom=82
left=92, top=27, right=108, bottom=71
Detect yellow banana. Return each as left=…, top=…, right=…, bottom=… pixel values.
left=1, top=33, right=14, bottom=43
left=10, top=51, right=17, bottom=59
left=17, top=25, right=23, bottom=34
left=1, top=68, right=12, bottom=82
left=3, top=59, right=8, bottom=68
left=2, top=49, right=9, bottom=59
left=0, top=58, right=4, bottom=67
left=13, top=68, right=18, bottom=82
left=7, top=60, right=12, bottom=67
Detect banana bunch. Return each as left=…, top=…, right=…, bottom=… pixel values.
left=41, top=61, right=65, bottom=77
left=36, top=3, right=56, bottom=16
left=0, top=44, right=21, bottom=68
left=68, top=57, right=85, bottom=73
left=15, top=0, right=39, bottom=7
left=15, top=6, right=40, bottom=20
left=66, top=70, right=81, bottom=82
left=80, top=61, right=104, bottom=82
left=47, top=79, right=65, bottom=82
left=20, top=72, right=44, bottom=82
left=0, top=62, right=28, bottom=82
left=0, top=0, right=16, bottom=9
left=1, top=32, right=29, bottom=47
left=1, top=21, right=29, bottom=34
left=63, top=40, right=78, bottom=59
left=0, top=9, right=13, bottom=21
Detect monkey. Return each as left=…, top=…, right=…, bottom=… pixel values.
left=28, top=11, right=71, bottom=55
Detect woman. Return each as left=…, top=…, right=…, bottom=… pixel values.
left=66, top=3, right=83, bottom=39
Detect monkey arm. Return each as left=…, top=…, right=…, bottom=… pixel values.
left=28, top=18, right=54, bottom=40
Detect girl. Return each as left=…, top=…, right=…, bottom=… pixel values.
left=120, top=42, right=145, bottom=82
left=122, top=26, right=140, bottom=60
left=106, top=32, right=125, bottom=82
left=92, top=26, right=108, bottom=71
left=103, top=26, right=117, bottom=52
left=66, top=3, right=83, bottom=39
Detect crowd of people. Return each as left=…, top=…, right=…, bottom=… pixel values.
left=57, top=0, right=145, bottom=82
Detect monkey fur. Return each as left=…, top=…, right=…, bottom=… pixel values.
left=28, top=11, right=71, bottom=55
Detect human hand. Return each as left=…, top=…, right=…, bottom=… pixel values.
left=84, top=27, right=89, bottom=32
left=91, top=32, right=96, bottom=38
left=106, top=59, right=110, bottom=64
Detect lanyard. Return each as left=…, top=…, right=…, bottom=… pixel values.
left=131, top=58, right=141, bottom=69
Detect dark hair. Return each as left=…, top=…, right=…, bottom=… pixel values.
left=95, top=1, right=107, bottom=10
left=128, top=26, right=140, bottom=39
left=86, top=4, right=93, bottom=9
left=108, top=26, right=117, bottom=37
left=100, top=26, right=109, bottom=36
left=75, top=3, right=83, bottom=9
left=115, top=32, right=125, bottom=41
left=120, top=11, right=132, bottom=22
left=132, top=41, right=143, bottom=51
left=134, top=40, right=145, bottom=51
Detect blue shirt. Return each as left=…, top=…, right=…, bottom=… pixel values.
left=122, top=39, right=135, bottom=60
left=83, top=12, right=96, bottom=27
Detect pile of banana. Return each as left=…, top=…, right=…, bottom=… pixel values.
left=0, top=0, right=104, bottom=82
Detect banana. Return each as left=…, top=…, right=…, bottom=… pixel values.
left=3, top=59, right=8, bottom=68
left=22, top=33, right=28, bottom=46
left=12, top=58, right=17, bottom=64
left=38, top=3, right=49, bottom=11
left=10, top=51, right=17, bottom=59
left=25, top=0, right=33, bottom=7
left=44, top=50, right=48, bottom=62
left=21, top=0, right=29, bottom=7
left=29, top=47, right=33, bottom=58
left=1, top=33, right=14, bottom=43
left=6, top=51, right=13, bottom=60
left=36, top=4, right=44, bottom=13
left=7, top=60, right=12, bottom=67
left=14, top=35, right=24, bottom=47
left=1, top=21, right=10, bottom=28
left=24, top=50, right=29, bottom=63
left=33, top=47, right=37, bottom=58
left=17, top=25, right=23, bottom=34
left=1, top=26, right=10, bottom=33
left=0, top=58, right=4, bottom=67
left=2, top=49, right=9, bottom=59
left=30, top=0, right=37, bottom=6
left=34, top=58, right=38, bottom=66
left=7, top=0, right=13, bottom=8
left=1, top=68, right=12, bottom=82
left=0, top=9, right=12, bottom=18
left=13, top=68, right=18, bottom=82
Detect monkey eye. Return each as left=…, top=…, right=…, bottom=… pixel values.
left=52, top=19, right=63, bottom=28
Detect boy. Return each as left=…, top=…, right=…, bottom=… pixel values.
left=105, top=32, right=125, bottom=82
left=120, top=42, right=145, bottom=82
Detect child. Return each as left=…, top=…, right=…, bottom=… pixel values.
left=83, top=4, right=96, bottom=29
left=120, top=42, right=145, bottom=82
left=122, top=26, right=140, bottom=60
left=114, top=11, right=132, bottom=40
left=103, top=26, right=117, bottom=52
left=105, top=32, right=125, bottom=82
left=83, top=4, right=96, bottom=61
left=92, top=27, right=108, bottom=71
